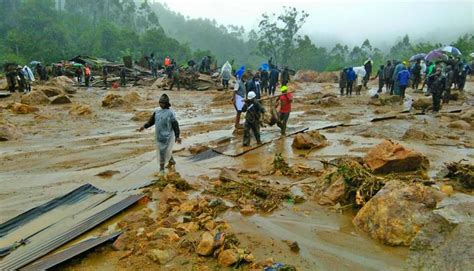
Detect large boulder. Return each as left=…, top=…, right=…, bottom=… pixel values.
left=20, top=90, right=50, bottom=105
left=353, top=181, right=438, bottom=246
left=36, top=85, right=64, bottom=97
left=10, top=103, right=39, bottom=114
left=407, top=194, right=474, bottom=270
left=364, top=139, right=429, bottom=173
left=0, top=122, right=22, bottom=141
left=50, top=95, right=72, bottom=104
left=292, top=130, right=328, bottom=150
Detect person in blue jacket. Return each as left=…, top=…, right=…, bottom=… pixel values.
left=345, top=67, right=356, bottom=96
left=397, top=67, right=411, bottom=99
left=392, top=61, right=405, bottom=95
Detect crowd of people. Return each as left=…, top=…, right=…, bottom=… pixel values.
left=339, top=56, right=472, bottom=112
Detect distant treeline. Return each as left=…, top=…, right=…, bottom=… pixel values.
left=1, top=0, right=473, bottom=72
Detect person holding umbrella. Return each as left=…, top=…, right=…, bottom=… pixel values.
left=427, top=67, right=447, bottom=113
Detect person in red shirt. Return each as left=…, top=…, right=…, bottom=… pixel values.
left=276, top=85, right=293, bottom=135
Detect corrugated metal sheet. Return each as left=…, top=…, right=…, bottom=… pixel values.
left=0, top=185, right=113, bottom=257
left=0, top=184, right=106, bottom=238
left=0, top=194, right=143, bottom=270
left=21, top=232, right=121, bottom=271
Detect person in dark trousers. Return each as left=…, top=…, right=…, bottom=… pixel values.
left=445, top=66, right=454, bottom=103
left=276, top=85, right=293, bottom=135
left=138, top=94, right=181, bottom=176
left=242, top=91, right=265, bottom=146
left=75, top=67, right=83, bottom=83
left=150, top=53, right=158, bottom=79
left=372, top=65, right=384, bottom=93
left=281, top=66, right=290, bottom=86
left=339, top=68, right=347, bottom=96
left=260, top=68, right=269, bottom=95
left=221, top=67, right=231, bottom=90
left=102, top=66, right=108, bottom=89
left=363, top=58, right=372, bottom=88
left=5, top=64, right=17, bottom=93
left=246, top=75, right=262, bottom=99
left=397, top=67, right=410, bottom=99
left=120, top=67, right=127, bottom=87
left=458, top=62, right=471, bottom=91
left=84, top=65, right=91, bottom=88
left=384, top=61, right=394, bottom=93
left=346, top=67, right=356, bottom=96
left=269, top=66, right=279, bottom=96
left=427, top=68, right=446, bottom=113
left=411, top=59, right=422, bottom=90
left=169, top=67, right=181, bottom=91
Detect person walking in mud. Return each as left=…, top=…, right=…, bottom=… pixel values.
left=397, top=66, right=410, bottom=99
left=138, top=94, right=182, bottom=176
left=120, top=67, right=127, bottom=87
left=281, top=66, right=290, bottom=87
left=372, top=65, right=385, bottom=93
left=260, top=68, right=269, bottom=95
left=276, top=85, right=293, bottom=135
left=269, top=65, right=279, bottom=96
left=84, top=64, right=91, bottom=89
left=427, top=67, right=447, bottom=113
left=242, top=91, right=265, bottom=147
left=232, top=75, right=246, bottom=129
left=346, top=67, right=356, bottom=96
left=169, top=67, right=181, bottom=91
left=339, top=68, right=347, bottom=96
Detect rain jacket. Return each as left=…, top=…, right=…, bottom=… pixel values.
left=397, top=69, right=411, bottom=86
left=269, top=68, right=279, bottom=84
left=392, top=63, right=404, bottom=81
left=346, top=68, right=356, bottom=82
left=384, top=64, right=394, bottom=80
left=339, top=69, right=347, bottom=88
left=144, top=108, right=180, bottom=164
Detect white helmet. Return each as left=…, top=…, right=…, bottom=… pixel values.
left=247, top=91, right=256, bottom=100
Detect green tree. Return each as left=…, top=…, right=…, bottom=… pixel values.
left=256, top=7, right=309, bottom=66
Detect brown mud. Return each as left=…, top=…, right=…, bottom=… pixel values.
left=0, top=78, right=473, bottom=270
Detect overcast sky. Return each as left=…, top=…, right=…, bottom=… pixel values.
left=159, top=0, right=473, bottom=49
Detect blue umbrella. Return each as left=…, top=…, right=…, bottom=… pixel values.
left=441, top=46, right=462, bottom=56
left=425, top=50, right=446, bottom=62
left=260, top=63, right=269, bottom=71
left=409, top=53, right=426, bottom=62
left=29, top=61, right=41, bottom=67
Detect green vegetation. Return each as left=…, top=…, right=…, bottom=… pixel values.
left=1, top=1, right=473, bottom=72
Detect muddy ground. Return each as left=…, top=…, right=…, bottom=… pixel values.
left=0, top=76, right=473, bottom=270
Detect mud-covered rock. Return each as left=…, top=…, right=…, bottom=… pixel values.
left=353, top=181, right=438, bottom=246
left=188, top=144, right=209, bottom=155
left=460, top=108, right=474, bottom=122
left=11, top=103, right=39, bottom=114
left=147, top=249, right=171, bottom=264
left=318, top=177, right=346, bottom=205
left=318, top=96, right=340, bottom=107
left=20, top=90, right=50, bottom=105
left=69, top=103, right=92, bottom=116
left=196, top=231, right=215, bottom=256
left=102, top=92, right=125, bottom=108
left=50, top=94, right=72, bottom=104
left=413, top=97, right=432, bottom=110
left=131, top=111, right=151, bottom=121
left=0, top=122, right=22, bottom=141
left=364, top=139, right=429, bottom=173
left=36, top=86, right=65, bottom=97
left=292, top=130, right=328, bottom=150
left=218, top=249, right=238, bottom=267
left=402, top=127, right=431, bottom=141
left=123, top=91, right=142, bottom=104
left=448, top=120, right=471, bottom=130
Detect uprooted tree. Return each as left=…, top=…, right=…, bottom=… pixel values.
left=256, top=6, right=309, bottom=66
